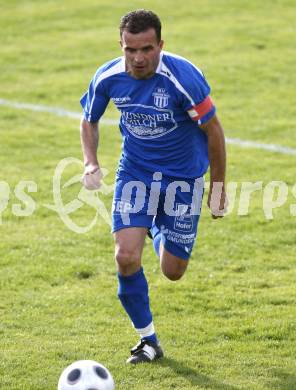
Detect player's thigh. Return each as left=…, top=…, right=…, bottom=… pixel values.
left=114, top=227, right=148, bottom=260
left=112, top=170, right=153, bottom=233
left=157, top=213, right=199, bottom=280
left=156, top=179, right=203, bottom=279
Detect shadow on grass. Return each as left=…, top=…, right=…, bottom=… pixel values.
left=159, top=357, right=239, bottom=389
left=269, top=370, right=296, bottom=390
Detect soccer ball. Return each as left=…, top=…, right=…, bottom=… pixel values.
left=58, top=360, right=115, bottom=390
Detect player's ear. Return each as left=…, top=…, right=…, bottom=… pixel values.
left=159, top=40, right=164, bottom=50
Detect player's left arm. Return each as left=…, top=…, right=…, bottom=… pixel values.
left=200, top=114, right=228, bottom=218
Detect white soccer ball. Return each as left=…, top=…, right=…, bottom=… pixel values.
left=58, top=360, right=115, bottom=390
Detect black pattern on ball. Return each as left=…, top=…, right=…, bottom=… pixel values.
left=67, top=368, right=81, bottom=384
left=94, top=365, right=108, bottom=379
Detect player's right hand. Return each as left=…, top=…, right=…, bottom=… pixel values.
left=81, top=164, right=103, bottom=190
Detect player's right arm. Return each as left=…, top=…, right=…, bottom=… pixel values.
left=79, top=64, right=112, bottom=189
left=80, top=118, right=103, bottom=189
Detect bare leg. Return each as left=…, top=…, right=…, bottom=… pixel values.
left=159, top=242, right=189, bottom=281
left=114, top=227, right=147, bottom=275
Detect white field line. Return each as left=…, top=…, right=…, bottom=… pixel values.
left=0, top=98, right=118, bottom=125
left=225, top=138, right=296, bottom=156
left=1, top=98, right=296, bottom=156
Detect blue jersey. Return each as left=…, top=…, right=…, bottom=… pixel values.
left=80, top=51, right=216, bottom=179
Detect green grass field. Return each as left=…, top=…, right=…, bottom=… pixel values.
left=0, top=1, right=295, bottom=389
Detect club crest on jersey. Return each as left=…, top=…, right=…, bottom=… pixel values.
left=153, top=88, right=170, bottom=108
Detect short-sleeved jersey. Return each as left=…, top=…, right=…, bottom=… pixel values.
left=80, top=51, right=216, bottom=179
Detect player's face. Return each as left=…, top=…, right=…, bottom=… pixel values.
left=120, top=28, right=164, bottom=80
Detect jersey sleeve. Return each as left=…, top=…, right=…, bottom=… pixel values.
left=179, top=63, right=216, bottom=125
left=80, top=73, right=110, bottom=123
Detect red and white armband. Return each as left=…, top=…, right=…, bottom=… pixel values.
left=187, top=96, right=215, bottom=123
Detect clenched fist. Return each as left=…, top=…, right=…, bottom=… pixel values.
left=82, top=165, right=103, bottom=190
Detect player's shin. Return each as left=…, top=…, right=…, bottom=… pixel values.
left=117, top=267, right=158, bottom=344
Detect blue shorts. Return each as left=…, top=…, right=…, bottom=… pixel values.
left=112, top=170, right=204, bottom=260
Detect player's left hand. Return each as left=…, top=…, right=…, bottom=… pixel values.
left=207, top=184, right=228, bottom=219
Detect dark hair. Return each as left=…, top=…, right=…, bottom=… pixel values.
left=119, top=9, right=162, bottom=42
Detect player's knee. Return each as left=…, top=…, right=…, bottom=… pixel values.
left=115, top=247, right=141, bottom=269
left=161, top=265, right=185, bottom=281
left=160, top=253, right=188, bottom=281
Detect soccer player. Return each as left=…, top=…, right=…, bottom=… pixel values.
left=80, top=9, right=227, bottom=364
